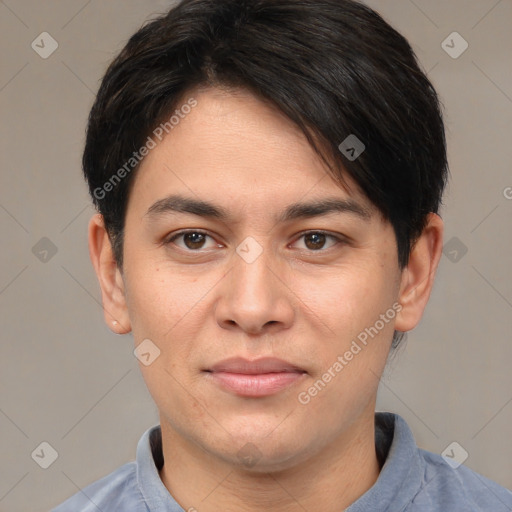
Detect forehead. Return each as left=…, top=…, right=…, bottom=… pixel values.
left=130, top=86, right=374, bottom=219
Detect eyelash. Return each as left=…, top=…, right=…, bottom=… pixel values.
left=165, top=229, right=344, bottom=253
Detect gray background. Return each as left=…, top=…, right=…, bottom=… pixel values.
left=0, top=0, right=511, bottom=510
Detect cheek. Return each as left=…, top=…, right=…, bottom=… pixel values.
left=124, top=262, right=224, bottom=394
left=127, top=267, right=207, bottom=419
left=123, top=258, right=204, bottom=337
left=299, top=262, right=393, bottom=335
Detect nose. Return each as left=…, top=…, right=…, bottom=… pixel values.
left=215, top=246, right=295, bottom=335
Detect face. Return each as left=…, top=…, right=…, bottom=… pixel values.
left=113, top=87, right=406, bottom=471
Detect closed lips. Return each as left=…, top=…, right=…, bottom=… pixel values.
left=205, top=356, right=307, bottom=374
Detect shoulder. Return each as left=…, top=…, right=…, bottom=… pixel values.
left=408, top=448, right=512, bottom=511
left=51, top=461, right=147, bottom=512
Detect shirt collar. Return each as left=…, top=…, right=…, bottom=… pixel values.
left=136, top=412, right=423, bottom=512
left=346, top=412, right=424, bottom=511
left=136, top=423, right=183, bottom=511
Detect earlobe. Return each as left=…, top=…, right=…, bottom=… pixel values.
left=88, top=214, right=132, bottom=334
left=394, top=213, right=444, bottom=333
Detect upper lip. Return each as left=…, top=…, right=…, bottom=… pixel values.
left=206, top=357, right=306, bottom=374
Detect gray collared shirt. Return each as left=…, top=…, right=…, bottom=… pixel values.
left=52, top=412, right=512, bottom=511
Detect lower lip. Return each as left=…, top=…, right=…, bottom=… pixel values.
left=206, top=371, right=306, bottom=397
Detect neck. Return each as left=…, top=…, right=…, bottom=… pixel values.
left=158, top=409, right=381, bottom=512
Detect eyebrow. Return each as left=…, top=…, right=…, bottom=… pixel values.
left=144, top=194, right=372, bottom=224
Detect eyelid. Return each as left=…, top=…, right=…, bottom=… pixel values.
left=165, top=229, right=220, bottom=249
left=164, top=229, right=347, bottom=252
left=290, top=230, right=345, bottom=251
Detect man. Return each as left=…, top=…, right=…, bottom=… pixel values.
left=53, top=0, right=512, bottom=510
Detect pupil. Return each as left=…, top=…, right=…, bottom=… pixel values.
left=185, top=232, right=205, bottom=249
left=306, top=233, right=325, bottom=250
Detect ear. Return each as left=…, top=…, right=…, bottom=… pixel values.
left=394, top=213, right=444, bottom=333
left=88, top=214, right=131, bottom=334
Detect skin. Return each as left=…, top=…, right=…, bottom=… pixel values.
left=89, top=86, right=443, bottom=512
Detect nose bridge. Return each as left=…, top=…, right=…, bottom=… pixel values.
left=231, top=237, right=278, bottom=303
left=215, top=236, right=294, bottom=332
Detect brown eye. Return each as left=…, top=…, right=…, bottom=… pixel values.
left=293, top=231, right=341, bottom=252
left=166, top=230, right=217, bottom=251
left=182, top=232, right=207, bottom=250
left=304, top=232, right=327, bottom=250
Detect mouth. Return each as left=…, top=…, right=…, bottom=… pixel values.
left=203, top=356, right=307, bottom=397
